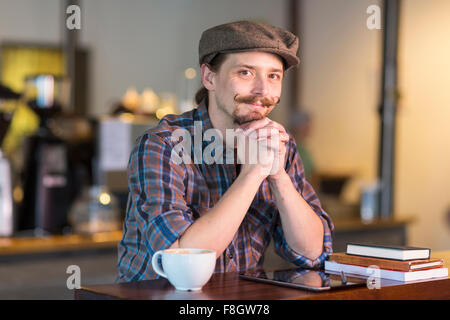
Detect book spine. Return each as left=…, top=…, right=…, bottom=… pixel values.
left=328, top=255, right=445, bottom=271
left=325, top=261, right=448, bottom=282
left=330, top=256, right=411, bottom=272
left=346, top=244, right=431, bottom=260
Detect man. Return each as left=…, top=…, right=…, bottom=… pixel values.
left=117, top=20, right=333, bottom=282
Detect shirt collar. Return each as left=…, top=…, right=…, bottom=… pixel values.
left=193, top=98, right=214, bottom=133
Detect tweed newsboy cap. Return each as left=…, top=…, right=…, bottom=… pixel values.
left=199, top=20, right=300, bottom=70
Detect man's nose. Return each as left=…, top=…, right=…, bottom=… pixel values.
left=251, top=75, right=269, bottom=96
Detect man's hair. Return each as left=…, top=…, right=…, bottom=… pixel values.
left=195, top=53, right=229, bottom=105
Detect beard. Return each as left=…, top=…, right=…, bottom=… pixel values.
left=231, top=94, right=280, bottom=125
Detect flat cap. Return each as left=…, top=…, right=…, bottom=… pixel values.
left=199, top=20, right=300, bottom=70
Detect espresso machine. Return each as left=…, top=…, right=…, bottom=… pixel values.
left=0, top=149, right=13, bottom=237
left=18, top=75, right=72, bottom=235
left=0, top=84, right=19, bottom=236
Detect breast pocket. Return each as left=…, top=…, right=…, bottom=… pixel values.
left=184, top=166, right=211, bottom=208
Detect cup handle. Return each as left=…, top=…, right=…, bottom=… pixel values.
left=151, top=250, right=167, bottom=279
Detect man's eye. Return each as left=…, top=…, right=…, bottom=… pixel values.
left=239, top=70, right=252, bottom=76
left=269, top=73, right=281, bottom=80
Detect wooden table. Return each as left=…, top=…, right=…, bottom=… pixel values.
left=74, top=251, right=450, bottom=300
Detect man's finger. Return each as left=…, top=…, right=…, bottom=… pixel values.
left=241, top=119, right=288, bottom=139
left=256, top=135, right=286, bottom=152
left=238, top=117, right=270, bottom=132
left=246, top=126, right=289, bottom=142
left=266, top=119, right=287, bottom=135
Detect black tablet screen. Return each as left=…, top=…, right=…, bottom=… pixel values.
left=239, top=268, right=366, bottom=291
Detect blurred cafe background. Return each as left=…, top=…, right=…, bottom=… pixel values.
left=0, top=0, right=449, bottom=299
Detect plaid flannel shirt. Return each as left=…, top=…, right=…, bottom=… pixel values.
left=117, top=99, right=334, bottom=282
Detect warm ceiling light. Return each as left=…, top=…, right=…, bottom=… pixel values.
left=184, top=68, right=196, bottom=80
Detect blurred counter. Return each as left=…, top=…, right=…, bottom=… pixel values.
left=331, top=216, right=415, bottom=252
left=333, top=216, right=415, bottom=232
left=0, top=230, right=122, bottom=257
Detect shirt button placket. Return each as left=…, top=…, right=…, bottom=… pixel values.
left=228, top=251, right=233, bottom=260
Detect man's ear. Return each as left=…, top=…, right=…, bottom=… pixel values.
left=201, top=63, right=216, bottom=91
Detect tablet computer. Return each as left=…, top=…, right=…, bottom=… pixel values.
left=239, top=268, right=367, bottom=292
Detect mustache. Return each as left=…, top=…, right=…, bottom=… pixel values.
left=234, top=94, right=280, bottom=107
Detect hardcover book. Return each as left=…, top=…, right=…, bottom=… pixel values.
left=346, top=243, right=431, bottom=261
left=325, top=261, right=448, bottom=282
left=329, top=253, right=443, bottom=272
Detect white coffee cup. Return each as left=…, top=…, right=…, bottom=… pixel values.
left=151, top=248, right=216, bottom=291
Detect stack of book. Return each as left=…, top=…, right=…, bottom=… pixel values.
left=325, top=243, right=448, bottom=282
